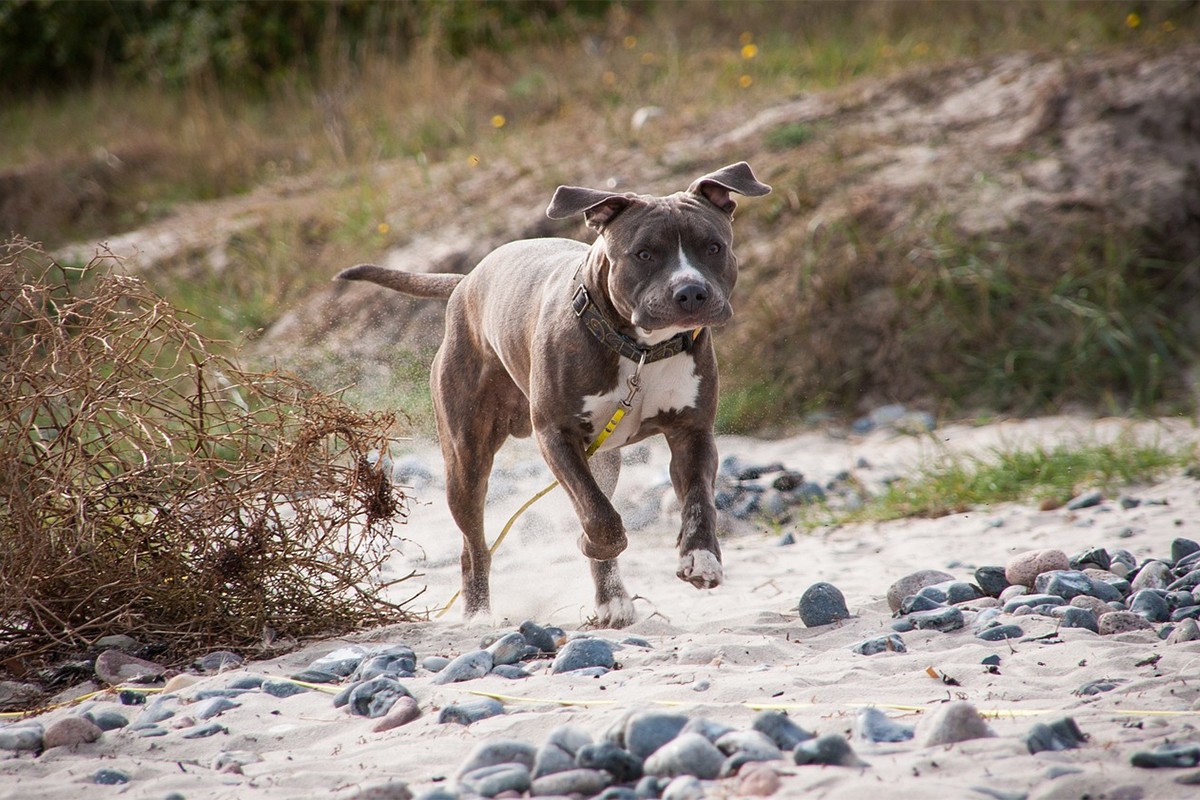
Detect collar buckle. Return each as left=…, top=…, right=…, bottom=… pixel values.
left=572, top=284, right=590, bottom=317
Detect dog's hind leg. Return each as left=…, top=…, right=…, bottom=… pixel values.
left=587, top=449, right=635, bottom=628
left=433, top=332, right=518, bottom=618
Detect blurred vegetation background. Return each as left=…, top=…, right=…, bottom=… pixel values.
left=3, top=0, right=1199, bottom=431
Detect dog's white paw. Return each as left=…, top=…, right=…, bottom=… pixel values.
left=677, top=549, right=723, bottom=589
left=595, top=595, right=637, bottom=629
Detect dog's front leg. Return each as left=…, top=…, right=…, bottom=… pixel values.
left=535, top=427, right=628, bottom=562
left=666, top=427, right=724, bottom=589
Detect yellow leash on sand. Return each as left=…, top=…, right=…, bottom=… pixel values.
left=434, top=351, right=650, bottom=619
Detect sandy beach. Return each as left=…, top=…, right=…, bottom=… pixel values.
left=3, top=415, right=1200, bottom=800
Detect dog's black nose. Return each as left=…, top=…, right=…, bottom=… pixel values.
left=673, top=283, right=708, bottom=313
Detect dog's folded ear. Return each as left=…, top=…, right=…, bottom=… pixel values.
left=546, top=187, right=642, bottom=232
left=688, top=162, right=772, bottom=216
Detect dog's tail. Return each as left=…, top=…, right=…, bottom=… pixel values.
left=336, top=264, right=462, bottom=300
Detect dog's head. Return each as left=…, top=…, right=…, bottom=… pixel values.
left=546, top=162, right=771, bottom=342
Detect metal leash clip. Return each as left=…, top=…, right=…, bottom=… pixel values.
left=623, top=350, right=648, bottom=408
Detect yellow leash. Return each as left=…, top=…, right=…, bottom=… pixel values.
left=434, top=351, right=651, bottom=618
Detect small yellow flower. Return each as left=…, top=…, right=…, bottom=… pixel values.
left=491, top=114, right=506, bottom=129
left=1126, top=12, right=1141, bottom=28
left=640, top=52, right=657, bottom=65
left=468, top=154, right=480, bottom=167
left=741, top=43, right=759, bottom=60
left=376, top=223, right=390, bottom=235
left=623, top=35, right=637, bottom=49
left=738, top=74, right=753, bottom=89
left=602, top=70, right=617, bottom=87
left=739, top=31, right=753, bottom=46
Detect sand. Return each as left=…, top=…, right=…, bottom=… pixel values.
left=3, top=415, right=1200, bottom=799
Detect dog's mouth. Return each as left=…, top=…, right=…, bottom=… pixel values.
left=632, top=303, right=733, bottom=341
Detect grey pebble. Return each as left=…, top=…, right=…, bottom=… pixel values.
left=1131, top=561, right=1173, bottom=592
left=1132, top=743, right=1200, bottom=768
left=715, top=729, right=782, bottom=760
left=625, top=712, right=690, bottom=759
left=680, top=717, right=734, bottom=742
left=946, top=582, right=983, bottom=604
left=793, top=734, right=867, bottom=767
left=519, top=620, right=559, bottom=653
left=661, top=775, right=705, bottom=800
left=486, top=632, right=529, bottom=666
left=552, top=638, right=615, bottom=674
left=916, top=701, right=994, bottom=746
left=1025, top=717, right=1087, bottom=754
left=84, top=710, right=129, bottom=731
left=489, top=664, right=530, bottom=680
left=1055, top=606, right=1100, bottom=633
left=547, top=723, right=593, bottom=754
left=1003, top=593, right=1065, bottom=613
left=458, top=763, right=531, bottom=797
left=852, top=707, right=914, bottom=743
left=1074, top=677, right=1126, bottom=696
left=262, top=679, right=309, bottom=698
left=533, top=742, right=577, bottom=779
left=0, top=722, right=44, bottom=752
left=456, top=739, right=537, bottom=778
left=1172, top=538, right=1200, bottom=563
left=797, top=582, right=851, bottom=626
left=974, top=566, right=1011, bottom=598
left=851, top=634, right=906, bottom=655
left=421, top=656, right=451, bottom=673
left=438, top=697, right=504, bottom=725
left=196, top=650, right=243, bottom=672
left=306, top=645, right=367, bottom=678
left=432, top=650, right=493, bottom=685
left=751, top=710, right=814, bottom=750
left=900, top=593, right=944, bottom=614
left=348, top=677, right=411, bottom=718
left=577, top=742, right=643, bottom=783
left=138, top=697, right=178, bottom=724
left=1066, top=490, right=1104, bottom=510
left=92, top=768, right=130, bottom=785
left=226, top=674, right=267, bottom=690
left=289, top=668, right=341, bottom=684
left=908, top=605, right=964, bottom=632
left=352, top=648, right=417, bottom=681
left=133, top=725, right=167, bottom=737
left=1130, top=589, right=1171, bottom=622
left=643, top=732, right=725, bottom=780
left=976, top=624, right=1025, bottom=641
left=182, top=722, right=228, bottom=739
left=530, top=768, right=612, bottom=797
left=192, top=688, right=253, bottom=701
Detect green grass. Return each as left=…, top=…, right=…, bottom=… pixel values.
left=851, top=436, right=1196, bottom=523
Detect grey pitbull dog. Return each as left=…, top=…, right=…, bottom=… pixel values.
left=338, top=162, right=770, bottom=627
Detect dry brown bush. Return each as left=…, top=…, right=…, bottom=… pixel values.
left=0, top=238, right=416, bottom=671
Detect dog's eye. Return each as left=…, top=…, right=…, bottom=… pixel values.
left=636, top=250, right=653, bottom=262
left=707, top=242, right=723, bottom=255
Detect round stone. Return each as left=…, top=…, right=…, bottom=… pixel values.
left=643, top=733, right=725, bottom=780
left=974, top=566, right=1011, bottom=598
left=625, top=712, right=690, bottom=759
left=886, top=570, right=956, bottom=612
left=42, top=717, right=102, bottom=749
left=1098, top=610, right=1156, bottom=635
left=916, top=701, right=994, bottom=746
left=1006, top=549, right=1070, bottom=588
left=552, top=638, right=615, bottom=674
left=797, top=582, right=851, bottom=627
left=432, top=650, right=493, bottom=685
left=793, top=734, right=868, bottom=767
left=1130, top=561, right=1172, bottom=592
left=750, top=710, right=813, bottom=751
left=852, top=707, right=914, bottom=743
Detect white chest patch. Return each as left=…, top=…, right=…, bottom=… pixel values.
left=581, top=355, right=701, bottom=451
